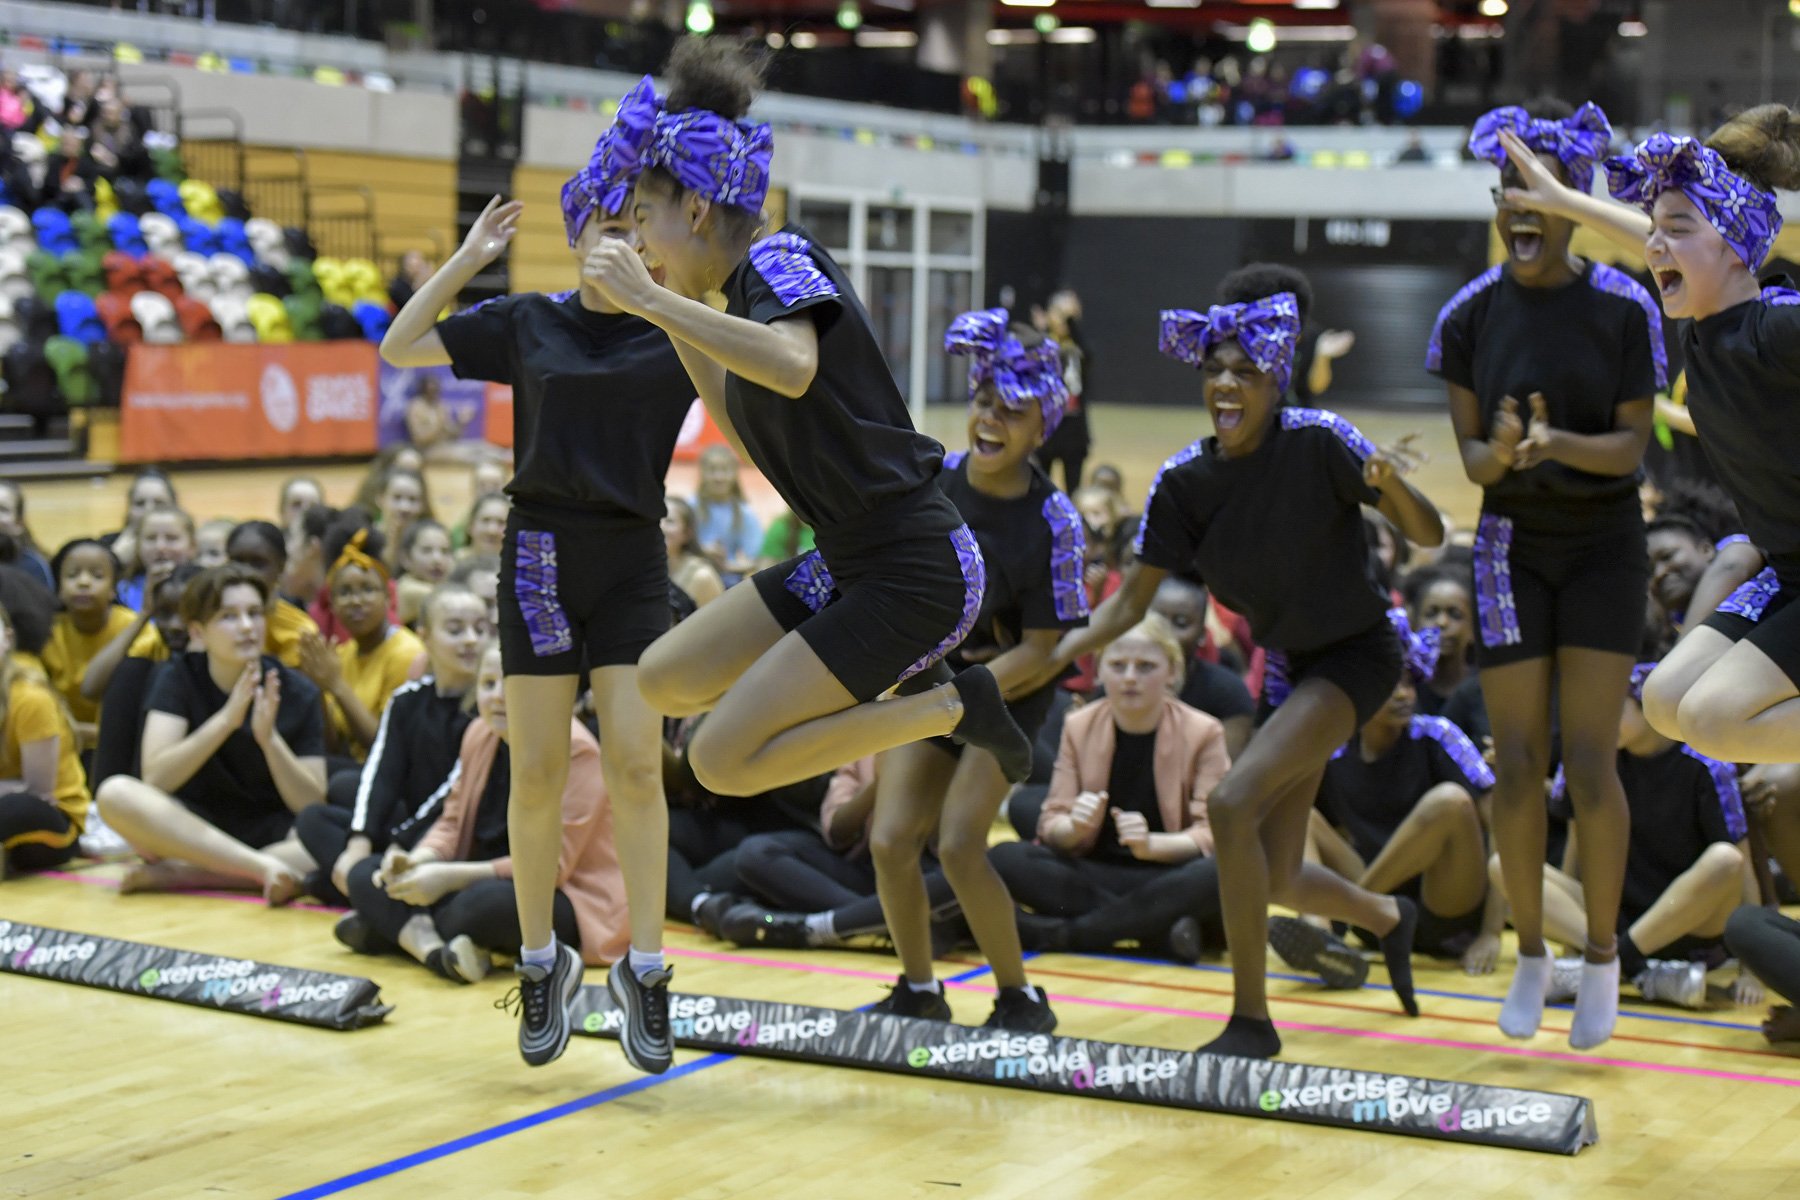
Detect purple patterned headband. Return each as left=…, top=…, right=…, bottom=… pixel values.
left=1387, top=607, right=1441, bottom=683
left=1159, top=292, right=1302, bottom=394
left=1605, top=133, right=1783, bottom=270
left=944, top=307, right=1068, bottom=436
left=649, top=107, right=774, bottom=214
left=1468, top=101, right=1613, bottom=195
left=561, top=75, right=662, bottom=246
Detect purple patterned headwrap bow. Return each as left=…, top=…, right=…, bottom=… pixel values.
left=647, top=107, right=775, bottom=214
left=1159, top=292, right=1302, bottom=394
left=1467, top=101, right=1613, bottom=196
left=1605, top=133, right=1783, bottom=270
left=561, top=75, right=662, bottom=246
left=1387, top=607, right=1441, bottom=683
left=944, top=307, right=1068, bottom=436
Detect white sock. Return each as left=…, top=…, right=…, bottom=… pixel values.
left=521, top=941, right=556, bottom=970
left=689, top=893, right=713, bottom=923
left=906, top=977, right=941, bottom=994
left=1499, top=953, right=1552, bottom=1039
left=628, top=946, right=665, bottom=981
left=1569, top=957, right=1621, bottom=1051
left=804, top=912, right=835, bottom=943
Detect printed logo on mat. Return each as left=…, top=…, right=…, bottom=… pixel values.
left=0, top=922, right=97, bottom=967
left=584, top=995, right=836, bottom=1046
left=1259, top=1079, right=1557, bottom=1134
left=904, top=1034, right=1178, bottom=1089
left=134, top=956, right=354, bottom=1009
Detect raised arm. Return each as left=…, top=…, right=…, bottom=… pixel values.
left=380, top=196, right=522, bottom=368
left=1498, top=128, right=1651, bottom=258
left=1053, top=560, right=1167, bottom=668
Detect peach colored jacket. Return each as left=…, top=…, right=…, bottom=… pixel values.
left=418, top=717, right=628, bottom=965
left=1039, top=695, right=1231, bottom=857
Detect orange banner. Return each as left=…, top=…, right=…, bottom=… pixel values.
left=670, top=399, right=729, bottom=462
left=484, top=382, right=514, bottom=449
left=122, top=342, right=378, bottom=462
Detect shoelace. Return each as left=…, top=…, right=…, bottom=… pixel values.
left=642, top=975, right=671, bottom=1039
left=494, top=975, right=551, bottom=1024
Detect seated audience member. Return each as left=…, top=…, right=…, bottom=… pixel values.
left=1725, top=904, right=1800, bottom=1045
left=988, top=616, right=1230, bottom=963
left=449, top=554, right=500, bottom=629
left=395, top=519, right=455, bottom=630
left=663, top=496, right=724, bottom=608
left=403, top=375, right=465, bottom=456
left=94, top=565, right=324, bottom=902
left=0, top=602, right=88, bottom=874
left=117, top=507, right=194, bottom=612
left=296, top=584, right=486, bottom=905
left=0, top=482, right=54, bottom=589
left=1499, top=666, right=1758, bottom=1010
left=338, top=643, right=628, bottom=979
left=103, top=468, right=178, bottom=573
left=278, top=476, right=326, bottom=534
left=194, top=518, right=236, bottom=569
left=372, top=467, right=432, bottom=573
left=711, top=758, right=960, bottom=951
left=353, top=445, right=427, bottom=515
left=1401, top=564, right=1476, bottom=717
left=42, top=538, right=133, bottom=745
left=284, top=503, right=337, bottom=613
left=82, top=555, right=196, bottom=706
left=1147, top=574, right=1255, bottom=759
left=90, top=564, right=200, bottom=794
left=296, top=524, right=423, bottom=764
left=692, top=445, right=762, bottom=586
left=1297, top=610, right=1500, bottom=978
left=460, top=494, right=508, bottom=562
left=1088, top=463, right=1124, bottom=498
left=227, top=520, right=321, bottom=668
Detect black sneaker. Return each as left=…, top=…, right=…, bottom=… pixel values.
left=720, top=903, right=812, bottom=949
left=692, top=892, right=743, bottom=940
left=870, top=975, right=952, bottom=1021
left=983, top=986, right=1057, bottom=1033
left=1268, top=916, right=1369, bottom=990
left=607, top=959, right=674, bottom=1075
left=333, top=913, right=384, bottom=955
left=497, top=941, right=583, bottom=1067
left=1166, top=915, right=1205, bottom=965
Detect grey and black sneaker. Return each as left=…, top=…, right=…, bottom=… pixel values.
left=720, top=904, right=813, bottom=949
left=1546, top=957, right=1584, bottom=1004
left=607, top=959, right=674, bottom=1075
left=870, top=975, right=953, bottom=1021
left=983, top=986, right=1057, bottom=1033
left=1635, top=958, right=1707, bottom=1009
left=1267, top=916, right=1369, bottom=990
left=498, top=941, right=583, bottom=1067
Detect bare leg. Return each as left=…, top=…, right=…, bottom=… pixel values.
left=1537, top=863, right=1590, bottom=950
left=503, top=674, right=578, bottom=955
left=1362, top=783, right=1488, bottom=921
left=1482, top=657, right=1557, bottom=958
left=1264, top=770, right=1402, bottom=937
left=1679, top=641, right=1800, bottom=764
left=868, top=744, right=958, bottom=985
left=1556, top=646, right=1635, bottom=958
left=97, top=776, right=300, bottom=902
left=592, top=664, right=670, bottom=960
left=637, top=579, right=788, bottom=718
left=1628, top=842, right=1745, bottom=953
left=1642, top=626, right=1733, bottom=742
left=935, top=749, right=1030, bottom=990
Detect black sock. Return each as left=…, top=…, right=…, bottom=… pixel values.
left=950, top=665, right=1032, bottom=783
left=1617, top=931, right=1648, bottom=979
left=1380, top=896, right=1420, bottom=1017
left=1199, top=1014, right=1282, bottom=1060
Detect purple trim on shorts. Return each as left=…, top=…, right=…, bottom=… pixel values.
left=1763, top=286, right=1800, bottom=307
left=1681, top=745, right=1748, bottom=842
left=783, top=550, right=837, bottom=615
left=748, top=233, right=839, bottom=309
left=1472, top=513, right=1523, bottom=649
left=513, top=530, right=574, bottom=658
left=1133, top=437, right=1206, bottom=557
left=1426, top=265, right=1503, bottom=373
left=1263, top=651, right=1291, bottom=710
left=1716, top=533, right=1752, bottom=551
left=1279, top=407, right=1375, bottom=461
left=1717, top=567, right=1780, bottom=624
left=1042, top=491, right=1090, bottom=623
left=1589, top=262, right=1669, bottom=389
left=896, top=524, right=987, bottom=684
left=1409, top=715, right=1496, bottom=791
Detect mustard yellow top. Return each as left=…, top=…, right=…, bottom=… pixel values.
left=266, top=598, right=320, bottom=670
left=327, top=624, right=425, bottom=761
left=1, top=675, right=90, bottom=828
left=41, top=606, right=135, bottom=726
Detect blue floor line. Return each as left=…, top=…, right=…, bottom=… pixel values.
left=1071, top=951, right=1764, bottom=1032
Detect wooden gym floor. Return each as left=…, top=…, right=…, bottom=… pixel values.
left=8, top=406, right=1797, bottom=1198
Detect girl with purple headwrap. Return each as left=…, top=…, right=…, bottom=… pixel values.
left=1429, top=98, right=1665, bottom=1052
left=1052, top=287, right=1443, bottom=1059
left=379, top=106, right=701, bottom=1078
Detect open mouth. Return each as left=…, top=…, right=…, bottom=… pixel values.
left=1654, top=267, right=1684, bottom=299
left=1213, top=400, right=1245, bottom=433
left=972, top=432, right=1006, bottom=457
left=1507, top=221, right=1543, bottom=264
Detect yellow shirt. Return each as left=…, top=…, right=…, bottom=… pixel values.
left=127, top=622, right=169, bottom=662
left=41, top=606, right=136, bottom=727
left=327, top=624, right=425, bottom=761
left=2, top=675, right=89, bottom=828
left=266, top=598, right=320, bottom=670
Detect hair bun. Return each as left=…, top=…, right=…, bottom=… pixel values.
left=1707, top=102, right=1800, bottom=193
left=663, top=36, right=764, bottom=121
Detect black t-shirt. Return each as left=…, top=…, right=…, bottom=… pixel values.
left=1134, top=408, right=1387, bottom=655
left=1550, top=744, right=1745, bottom=917
left=1092, top=728, right=1161, bottom=863
left=722, top=225, right=943, bottom=534
left=1681, top=291, right=1800, bottom=583
left=437, top=290, right=695, bottom=520
left=469, top=742, right=511, bottom=862
left=350, top=676, right=473, bottom=841
left=1179, top=656, right=1256, bottom=723
left=1427, top=261, right=1664, bottom=535
left=1317, top=715, right=1494, bottom=862
left=937, top=451, right=1088, bottom=675
left=145, top=653, right=324, bottom=819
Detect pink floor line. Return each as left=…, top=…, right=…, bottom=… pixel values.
left=37, top=869, right=348, bottom=913
left=668, top=945, right=1800, bottom=1090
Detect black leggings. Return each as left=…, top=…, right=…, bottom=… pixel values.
left=666, top=803, right=809, bottom=917
left=93, top=656, right=157, bottom=788
left=736, top=829, right=958, bottom=937
left=345, top=856, right=580, bottom=956
left=989, top=840, right=1223, bottom=952
left=1726, top=905, right=1800, bottom=1006
left=0, top=792, right=78, bottom=872
left=295, top=797, right=430, bottom=906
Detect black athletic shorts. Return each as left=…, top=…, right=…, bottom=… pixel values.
left=751, top=487, right=984, bottom=703
left=1470, top=512, right=1648, bottom=667
left=1701, top=568, right=1800, bottom=687
left=1414, top=898, right=1485, bottom=960
left=1261, top=617, right=1403, bottom=729
left=182, top=797, right=293, bottom=850
left=498, top=498, right=671, bottom=677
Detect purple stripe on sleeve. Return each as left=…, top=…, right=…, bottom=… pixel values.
left=1041, top=491, right=1090, bottom=623
left=1279, top=407, right=1376, bottom=461
left=1132, top=438, right=1205, bottom=557
left=1589, top=262, right=1669, bottom=389
left=1717, top=567, right=1780, bottom=624
left=1410, top=715, right=1497, bottom=791
left=1425, top=265, right=1503, bottom=373
left=1681, top=745, right=1747, bottom=842
left=748, top=233, right=839, bottom=308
